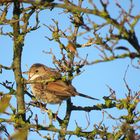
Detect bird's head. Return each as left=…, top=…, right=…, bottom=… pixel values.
left=23, top=63, right=62, bottom=81
left=22, top=63, right=46, bottom=80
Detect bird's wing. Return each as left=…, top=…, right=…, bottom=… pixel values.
left=45, top=67, right=62, bottom=79
left=46, top=80, right=78, bottom=97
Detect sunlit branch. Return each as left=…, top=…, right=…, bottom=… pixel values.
left=85, top=53, right=140, bottom=65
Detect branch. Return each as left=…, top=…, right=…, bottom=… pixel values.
left=72, top=102, right=116, bottom=112
left=29, top=123, right=112, bottom=139
left=85, top=53, right=140, bottom=65
left=12, top=1, right=26, bottom=122
left=26, top=101, right=63, bottom=124
left=0, top=0, right=54, bottom=4
left=0, top=64, right=12, bottom=70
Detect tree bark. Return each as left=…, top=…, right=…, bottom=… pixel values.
left=12, top=1, right=25, bottom=121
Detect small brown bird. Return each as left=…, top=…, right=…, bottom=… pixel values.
left=26, top=63, right=99, bottom=104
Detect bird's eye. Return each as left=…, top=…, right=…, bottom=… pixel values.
left=35, top=70, right=39, bottom=73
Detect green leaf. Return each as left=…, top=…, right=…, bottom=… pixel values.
left=0, top=95, right=11, bottom=113
left=11, top=128, right=28, bottom=140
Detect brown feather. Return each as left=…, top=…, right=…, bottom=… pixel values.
left=46, top=80, right=78, bottom=97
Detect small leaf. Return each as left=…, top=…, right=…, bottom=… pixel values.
left=66, top=41, right=78, bottom=55
left=0, top=95, right=11, bottom=113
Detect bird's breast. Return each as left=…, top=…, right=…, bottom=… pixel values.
left=30, top=84, right=66, bottom=104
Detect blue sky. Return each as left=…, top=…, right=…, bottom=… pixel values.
left=0, top=0, right=140, bottom=139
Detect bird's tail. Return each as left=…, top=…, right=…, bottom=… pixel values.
left=78, top=93, right=99, bottom=101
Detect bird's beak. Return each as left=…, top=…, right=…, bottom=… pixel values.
left=22, top=71, right=29, bottom=75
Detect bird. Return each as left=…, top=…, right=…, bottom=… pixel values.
left=25, top=63, right=99, bottom=104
